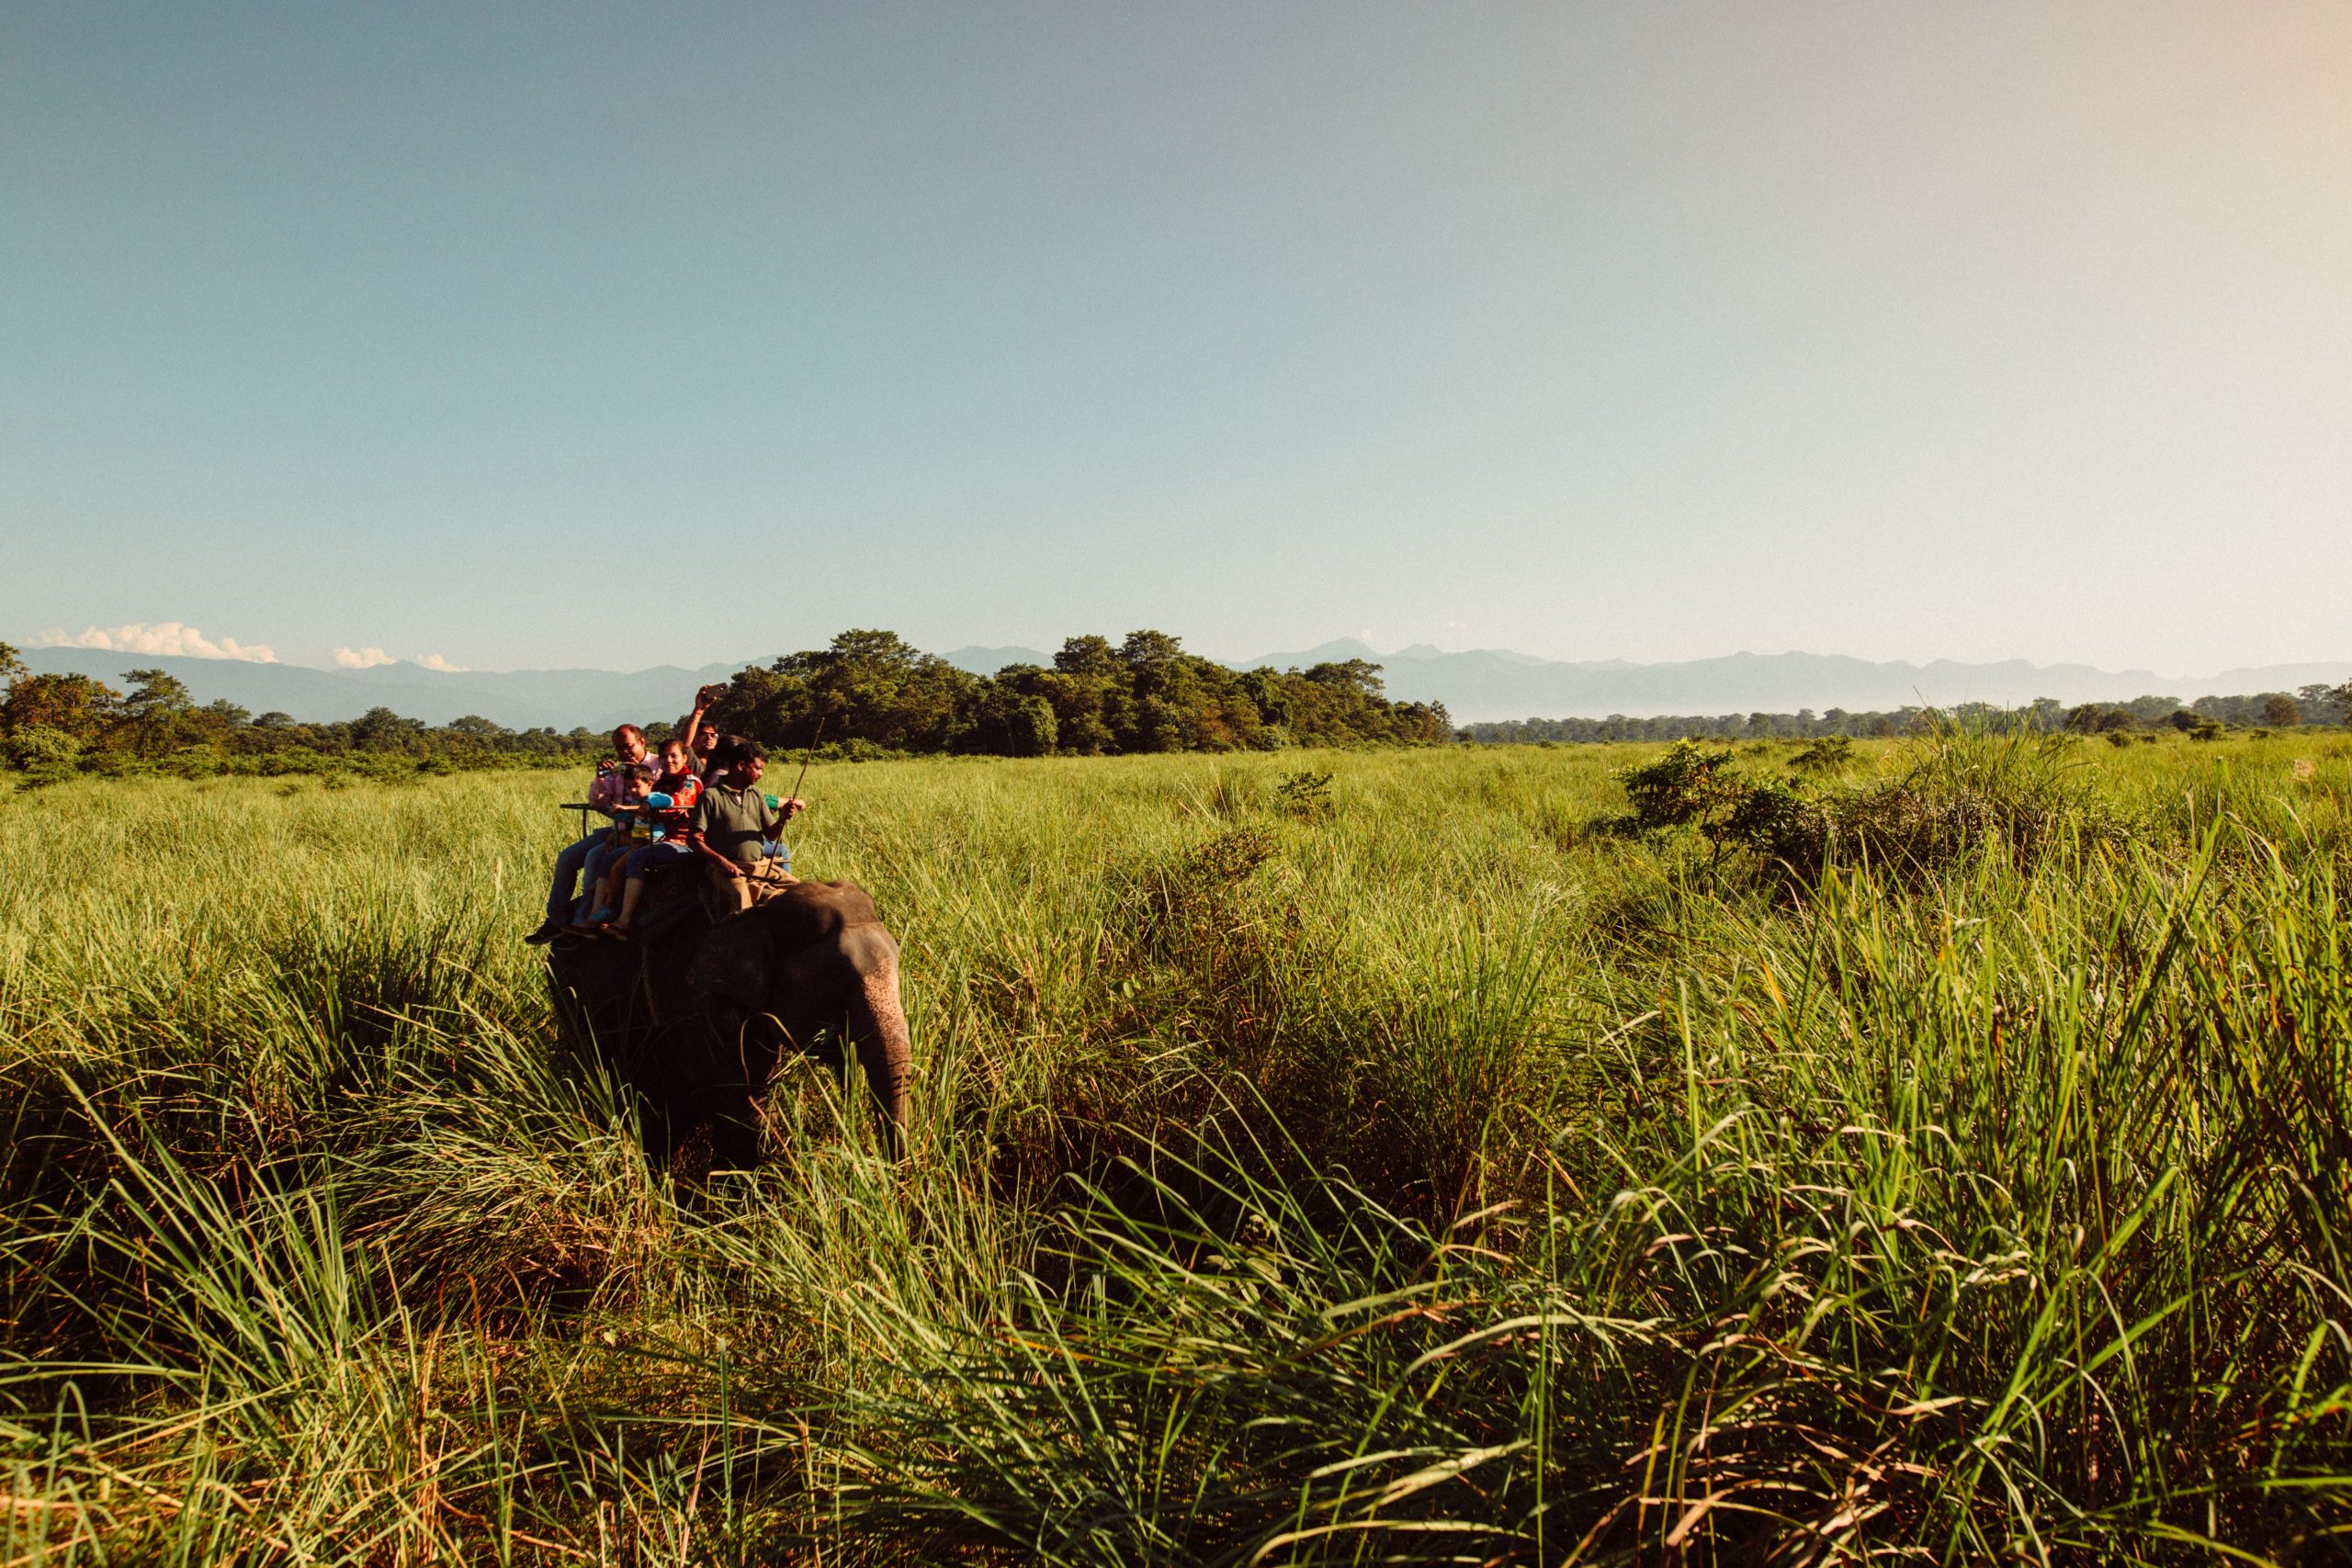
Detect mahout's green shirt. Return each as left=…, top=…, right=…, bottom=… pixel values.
left=691, top=782, right=785, bottom=865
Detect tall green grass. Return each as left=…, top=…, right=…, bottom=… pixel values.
left=2, top=730, right=2348, bottom=1562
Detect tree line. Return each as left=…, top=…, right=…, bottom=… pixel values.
left=0, top=629, right=1452, bottom=784
left=1459, top=683, right=2352, bottom=746
left=22, top=624, right=2326, bottom=774
left=0, top=643, right=602, bottom=784
left=697, top=629, right=1451, bottom=756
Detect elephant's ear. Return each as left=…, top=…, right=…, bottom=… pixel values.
left=687, top=919, right=770, bottom=1014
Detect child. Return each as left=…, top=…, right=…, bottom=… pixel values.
left=573, top=766, right=655, bottom=930
left=599, top=737, right=706, bottom=938
left=526, top=725, right=657, bottom=944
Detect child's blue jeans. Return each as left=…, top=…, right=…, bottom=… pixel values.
left=621, top=840, right=696, bottom=885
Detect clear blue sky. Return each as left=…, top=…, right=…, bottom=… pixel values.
left=4, top=3, right=2346, bottom=674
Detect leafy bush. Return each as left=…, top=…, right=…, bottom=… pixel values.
left=1272, top=768, right=1334, bottom=820
left=3, top=721, right=82, bottom=780
left=1611, top=721, right=2109, bottom=885
left=1607, top=739, right=1747, bottom=837
left=2169, top=709, right=2225, bottom=741
left=1787, top=732, right=1854, bottom=772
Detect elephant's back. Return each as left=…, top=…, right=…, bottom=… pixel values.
left=802, top=878, right=882, bottom=925
left=753, top=878, right=885, bottom=946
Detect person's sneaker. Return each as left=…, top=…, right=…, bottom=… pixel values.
left=523, top=919, right=563, bottom=945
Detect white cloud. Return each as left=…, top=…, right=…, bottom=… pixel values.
left=333, top=647, right=468, bottom=672
left=34, top=622, right=278, bottom=663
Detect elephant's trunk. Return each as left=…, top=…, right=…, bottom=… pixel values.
left=843, top=936, right=912, bottom=1154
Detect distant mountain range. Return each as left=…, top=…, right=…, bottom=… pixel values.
left=17, top=640, right=2349, bottom=730
left=1228, top=640, right=2352, bottom=724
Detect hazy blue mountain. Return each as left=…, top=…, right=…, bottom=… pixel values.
left=2196, top=662, right=2352, bottom=695
left=17, top=639, right=2347, bottom=731
left=939, top=645, right=1053, bottom=674
left=1240, top=640, right=2352, bottom=723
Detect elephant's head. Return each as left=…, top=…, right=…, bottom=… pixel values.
left=685, top=879, right=912, bottom=1152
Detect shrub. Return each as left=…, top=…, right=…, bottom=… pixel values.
left=1787, top=733, right=1855, bottom=772
left=4, top=722, right=82, bottom=773
left=3, top=728, right=89, bottom=789
left=1272, top=768, right=1334, bottom=821
left=1609, top=739, right=1747, bottom=837
left=2169, top=710, right=2224, bottom=740
left=1611, top=721, right=2109, bottom=886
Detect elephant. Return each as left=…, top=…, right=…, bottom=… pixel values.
left=546, top=878, right=911, bottom=1168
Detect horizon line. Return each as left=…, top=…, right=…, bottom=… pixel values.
left=14, top=635, right=2348, bottom=686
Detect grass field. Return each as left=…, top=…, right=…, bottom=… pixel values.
left=3, top=730, right=2349, bottom=1564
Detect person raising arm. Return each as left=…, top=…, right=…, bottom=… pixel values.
left=682, top=684, right=729, bottom=781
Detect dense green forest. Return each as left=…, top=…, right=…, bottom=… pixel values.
left=697, top=628, right=1451, bottom=757
left=0, top=630, right=1450, bottom=784
left=1461, top=682, right=2352, bottom=745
